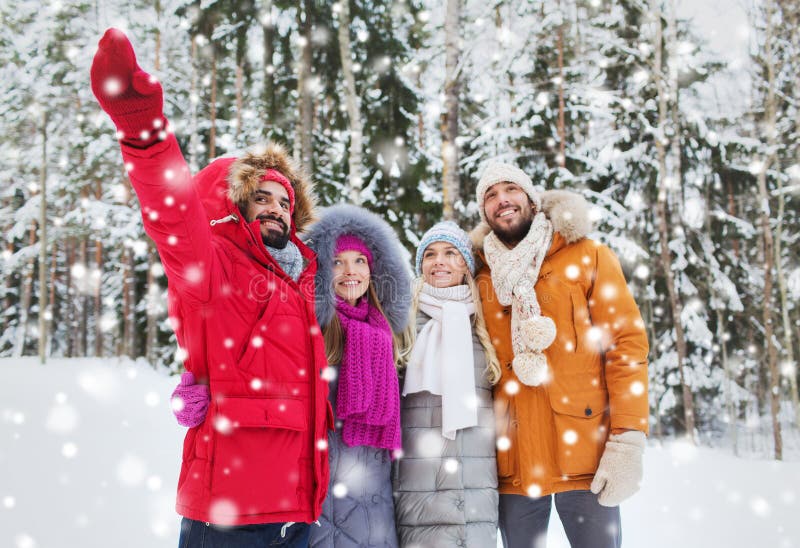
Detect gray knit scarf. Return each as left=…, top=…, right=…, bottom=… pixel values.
left=265, top=241, right=304, bottom=282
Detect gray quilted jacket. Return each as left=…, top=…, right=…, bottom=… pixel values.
left=309, top=365, right=399, bottom=548
left=392, top=311, right=498, bottom=548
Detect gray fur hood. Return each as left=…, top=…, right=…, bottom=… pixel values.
left=470, top=189, right=592, bottom=252
left=303, top=204, right=412, bottom=333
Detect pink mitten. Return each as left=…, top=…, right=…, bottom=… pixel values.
left=171, top=372, right=210, bottom=428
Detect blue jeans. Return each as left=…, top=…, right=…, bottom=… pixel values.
left=178, top=518, right=311, bottom=548
left=499, top=491, right=621, bottom=548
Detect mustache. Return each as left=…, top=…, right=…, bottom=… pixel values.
left=256, top=213, right=288, bottom=232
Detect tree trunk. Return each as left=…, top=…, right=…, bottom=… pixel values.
left=209, top=46, right=217, bottom=162
left=556, top=4, right=566, bottom=168
left=652, top=0, right=696, bottom=440
left=718, top=308, right=738, bottom=455
left=48, top=236, right=57, bottom=356
left=234, top=26, right=245, bottom=145
left=296, top=0, right=314, bottom=170
left=93, top=179, right=104, bottom=357
left=154, top=0, right=161, bottom=70
left=756, top=0, right=782, bottom=460
left=442, top=0, right=461, bottom=221
left=189, top=35, right=199, bottom=171
left=65, top=239, right=75, bottom=357
left=2, top=238, right=14, bottom=337
left=78, top=236, right=88, bottom=356
left=337, top=0, right=364, bottom=204
left=13, top=224, right=37, bottom=358
left=235, top=62, right=244, bottom=143
left=38, top=111, right=48, bottom=364
left=262, top=0, right=275, bottom=138
left=121, top=248, right=137, bottom=357
left=145, top=246, right=158, bottom=365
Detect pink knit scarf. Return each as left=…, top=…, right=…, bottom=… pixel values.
left=335, top=296, right=401, bottom=451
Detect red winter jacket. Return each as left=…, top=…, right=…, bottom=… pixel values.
left=120, top=135, right=331, bottom=526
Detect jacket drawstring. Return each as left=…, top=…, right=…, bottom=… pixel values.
left=280, top=522, right=295, bottom=538
left=210, top=213, right=239, bottom=226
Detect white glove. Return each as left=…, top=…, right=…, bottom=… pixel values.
left=590, top=430, right=646, bottom=507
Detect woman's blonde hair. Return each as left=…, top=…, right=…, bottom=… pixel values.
left=404, top=273, right=501, bottom=385
left=323, top=282, right=413, bottom=366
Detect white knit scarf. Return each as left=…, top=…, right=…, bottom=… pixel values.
left=483, top=212, right=556, bottom=386
left=403, top=283, right=477, bottom=440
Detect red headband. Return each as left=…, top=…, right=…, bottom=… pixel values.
left=261, top=168, right=295, bottom=214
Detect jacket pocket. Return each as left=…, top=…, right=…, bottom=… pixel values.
left=493, top=396, right=517, bottom=479
left=570, top=290, right=593, bottom=353
left=548, top=377, right=607, bottom=477
left=211, top=396, right=308, bottom=516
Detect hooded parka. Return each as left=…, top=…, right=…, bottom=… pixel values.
left=119, top=136, right=332, bottom=526
left=304, top=204, right=411, bottom=548
left=472, top=190, right=649, bottom=498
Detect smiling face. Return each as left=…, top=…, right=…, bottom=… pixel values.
left=483, top=181, right=535, bottom=247
left=420, top=241, right=469, bottom=288
left=332, top=250, right=371, bottom=305
left=244, top=180, right=292, bottom=249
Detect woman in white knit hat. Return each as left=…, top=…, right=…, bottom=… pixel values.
left=392, top=221, right=501, bottom=548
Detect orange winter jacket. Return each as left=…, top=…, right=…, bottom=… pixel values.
left=472, top=190, right=649, bottom=497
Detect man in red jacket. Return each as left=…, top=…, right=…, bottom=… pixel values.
left=90, top=29, right=331, bottom=547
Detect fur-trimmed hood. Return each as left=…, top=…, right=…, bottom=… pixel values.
left=470, top=189, right=592, bottom=252
left=302, top=204, right=412, bottom=333
left=194, top=142, right=316, bottom=234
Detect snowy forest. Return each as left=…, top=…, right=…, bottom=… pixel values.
left=1, top=0, right=798, bottom=461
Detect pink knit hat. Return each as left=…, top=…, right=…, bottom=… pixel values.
left=335, top=234, right=374, bottom=268
left=261, top=168, right=295, bottom=214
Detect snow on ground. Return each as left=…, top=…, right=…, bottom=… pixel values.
left=0, top=357, right=798, bottom=548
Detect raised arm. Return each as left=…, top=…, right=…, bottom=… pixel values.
left=90, top=28, right=214, bottom=302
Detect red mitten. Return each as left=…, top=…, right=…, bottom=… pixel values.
left=90, top=28, right=166, bottom=145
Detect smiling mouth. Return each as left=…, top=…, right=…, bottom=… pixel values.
left=339, top=280, right=361, bottom=287
left=260, top=219, right=284, bottom=232
left=496, top=207, right=517, bottom=219
left=431, top=270, right=451, bottom=276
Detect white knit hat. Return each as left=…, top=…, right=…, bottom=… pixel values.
left=475, top=162, right=542, bottom=221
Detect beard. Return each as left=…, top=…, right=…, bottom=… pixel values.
left=258, top=214, right=290, bottom=249
left=489, top=215, right=533, bottom=247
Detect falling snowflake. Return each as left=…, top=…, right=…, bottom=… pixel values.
left=332, top=483, right=348, bottom=498
left=526, top=484, right=542, bottom=498
left=103, top=77, right=122, bottom=95
left=497, top=436, right=511, bottom=451
left=209, top=499, right=239, bottom=526
left=62, top=442, right=78, bottom=459
left=214, top=415, right=233, bottom=435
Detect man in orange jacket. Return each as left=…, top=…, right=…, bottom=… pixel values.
left=471, top=163, right=649, bottom=548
